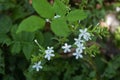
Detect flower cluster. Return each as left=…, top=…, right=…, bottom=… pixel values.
left=44, top=47, right=55, bottom=60
left=73, top=28, right=91, bottom=59
left=32, top=46, right=55, bottom=71
left=32, top=28, right=91, bottom=71
left=61, top=28, right=91, bottom=59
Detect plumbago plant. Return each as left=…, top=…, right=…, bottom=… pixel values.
left=16, top=0, right=108, bottom=79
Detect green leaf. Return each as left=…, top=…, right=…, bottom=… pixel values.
left=32, top=0, right=54, bottom=18
left=35, top=31, right=44, bottom=45
left=11, top=42, right=21, bottom=54
left=66, top=10, right=87, bottom=22
left=23, top=43, right=33, bottom=60
left=0, top=15, right=12, bottom=34
left=0, top=33, right=11, bottom=45
left=21, top=32, right=35, bottom=42
left=0, top=1, right=15, bottom=11
left=53, top=0, right=68, bottom=16
left=44, top=32, right=54, bottom=47
left=12, top=5, right=27, bottom=20
left=51, top=17, right=70, bottom=37
left=17, top=15, right=45, bottom=33
left=11, top=25, right=22, bottom=40
left=24, top=71, right=34, bottom=80
left=12, top=25, right=35, bottom=42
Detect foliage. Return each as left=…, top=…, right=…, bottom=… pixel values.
left=0, top=0, right=120, bottom=80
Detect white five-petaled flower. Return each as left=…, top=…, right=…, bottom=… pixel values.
left=77, top=43, right=86, bottom=50
left=73, top=48, right=83, bottom=59
left=32, top=61, right=42, bottom=71
left=62, top=43, right=72, bottom=53
left=54, top=15, right=61, bottom=19
left=79, top=28, right=91, bottom=41
left=74, top=37, right=84, bottom=46
left=44, top=47, right=55, bottom=60
left=73, top=42, right=85, bottom=59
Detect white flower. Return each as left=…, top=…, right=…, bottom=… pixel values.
left=73, top=48, right=83, bottom=59
left=73, top=52, right=83, bottom=59
left=32, top=61, right=42, bottom=71
left=79, top=28, right=91, bottom=41
left=45, top=52, right=55, bottom=60
left=76, top=47, right=83, bottom=53
left=54, top=15, right=61, bottom=19
left=62, top=43, right=72, bottom=53
left=77, top=43, right=86, bottom=50
left=45, top=46, right=54, bottom=53
left=44, top=47, right=55, bottom=60
left=74, top=37, right=84, bottom=46
left=46, top=19, right=51, bottom=22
